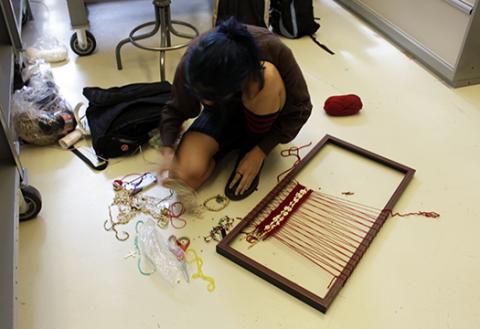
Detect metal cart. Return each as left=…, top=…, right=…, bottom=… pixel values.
left=1, top=1, right=42, bottom=328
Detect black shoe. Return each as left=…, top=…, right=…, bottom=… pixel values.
left=225, top=158, right=263, bottom=201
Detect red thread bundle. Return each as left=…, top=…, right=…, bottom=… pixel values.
left=324, top=94, right=363, bottom=116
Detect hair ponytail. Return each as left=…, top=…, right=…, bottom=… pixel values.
left=185, top=17, right=264, bottom=102
left=217, top=17, right=249, bottom=40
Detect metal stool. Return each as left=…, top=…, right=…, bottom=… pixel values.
left=115, top=0, right=199, bottom=81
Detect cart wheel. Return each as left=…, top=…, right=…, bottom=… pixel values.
left=70, top=31, right=96, bottom=56
left=19, top=185, right=42, bottom=222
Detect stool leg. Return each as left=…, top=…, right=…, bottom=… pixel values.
left=115, top=9, right=162, bottom=70
left=115, top=38, right=128, bottom=70
left=165, top=6, right=172, bottom=47
left=159, top=6, right=169, bottom=81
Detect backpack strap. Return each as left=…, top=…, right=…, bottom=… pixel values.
left=309, top=35, right=335, bottom=55
left=70, top=146, right=108, bottom=171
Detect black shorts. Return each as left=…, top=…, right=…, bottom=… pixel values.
left=187, top=103, right=262, bottom=161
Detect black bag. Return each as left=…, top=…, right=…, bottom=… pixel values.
left=214, top=0, right=267, bottom=27
left=270, top=0, right=320, bottom=38
left=84, top=81, right=171, bottom=159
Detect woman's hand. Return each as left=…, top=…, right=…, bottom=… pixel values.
left=157, top=146, right=176, bottom=177
left=229, top=146, right=266, bottom=196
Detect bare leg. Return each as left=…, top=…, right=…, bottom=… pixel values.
left=174, top=131, right=219, bottom=189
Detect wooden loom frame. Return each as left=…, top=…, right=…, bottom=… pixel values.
left=217, top=134, right=416, bottom=313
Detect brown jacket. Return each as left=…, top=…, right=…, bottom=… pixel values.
left=160, top=25, right=312, bottom=155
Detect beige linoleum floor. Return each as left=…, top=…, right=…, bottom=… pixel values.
left=17, top=0, right=480, bottom=328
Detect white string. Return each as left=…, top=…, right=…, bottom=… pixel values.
left=139, top=145, right=163, bottom=166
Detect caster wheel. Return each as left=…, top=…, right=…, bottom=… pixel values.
left=19, top=185, right=42, bottom=222
left=70, top=30, right=96, bottom=56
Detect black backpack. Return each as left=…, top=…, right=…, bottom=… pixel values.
left=214, top=0, right=267, bottom=27
left=84, top=81, right=171, bottom=159
left=270, top=0, right=320, bottom=38
left=270, top=0, right=334, bottom=54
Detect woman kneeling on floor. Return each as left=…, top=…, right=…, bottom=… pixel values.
left=158, top=17, right=312, bottom=201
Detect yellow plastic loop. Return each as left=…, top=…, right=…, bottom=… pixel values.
left=186, top=249, right=215, bottom=292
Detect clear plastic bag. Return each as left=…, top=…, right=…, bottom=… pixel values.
left=135, top=219, right=188, bottom=285
left=25, top=35, right=68, bottom=63
left=21, top=59, right=55, bottom=85
left=12, top=60, right=75, bottom=145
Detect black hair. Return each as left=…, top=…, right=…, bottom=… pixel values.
left=184, top=17, right=264, bottom=103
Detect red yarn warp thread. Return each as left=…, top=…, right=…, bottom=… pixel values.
left=324, top=94, right=363, bottom=116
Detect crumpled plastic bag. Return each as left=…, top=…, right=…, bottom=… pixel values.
left=25, top=35, right=68, bottom=63
left=135, top=219, right=188, bottom=285
left=12, top=60, right=75, bottom=145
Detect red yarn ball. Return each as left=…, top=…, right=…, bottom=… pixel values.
left=324, top=94, right=363, bottom=116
